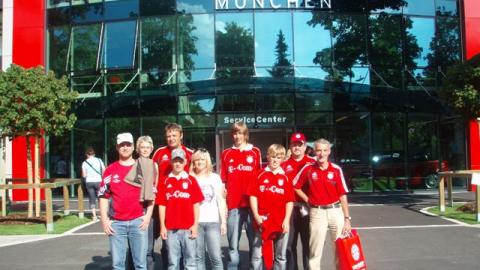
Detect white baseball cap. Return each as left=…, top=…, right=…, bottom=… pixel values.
left=171, top=148, right=186, bottom=161
left=116, top=132, right=134, bottom=145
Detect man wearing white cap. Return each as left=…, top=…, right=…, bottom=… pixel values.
left=98, top=132, right=149, bottom=270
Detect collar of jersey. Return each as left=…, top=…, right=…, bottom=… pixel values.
left=265, top=166, right=285, bottom=175
left=232, top=143, right=253, bottom=151
left=168, top=171, right=189, bottom=180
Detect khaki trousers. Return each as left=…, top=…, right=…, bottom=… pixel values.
left=308, top=207, right=344, bottom=270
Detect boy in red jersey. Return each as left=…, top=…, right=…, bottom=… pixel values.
left=220, top=122, right=262, bottom=270
left=248, top=144, right=294, bottom=270
left=99, top=132, right=151, bottom=270
left=281, top=133, right=315, bottom=270
left=158, top=148, right=204, bottom=270
left=293, top=138, right=352, bottom=270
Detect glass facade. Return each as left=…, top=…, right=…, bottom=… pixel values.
left=46, top=0, right=467, bottom=192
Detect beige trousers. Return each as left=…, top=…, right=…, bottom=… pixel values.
left=308, top=207, right=344, bottom=270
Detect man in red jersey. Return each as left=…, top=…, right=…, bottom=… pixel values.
left=293, top=138, right=352, bottom=270
left=99, top=132, right=152, bottom=270
left=281, top=133, right=315, bottom=270
left=158, top=148, right=204, bottom=270
left=152, top=123, right=193, bottom=270
left=221, top=122, right=262, bottom=270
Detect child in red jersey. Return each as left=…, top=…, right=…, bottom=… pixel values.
left=158, top=148, right=204, bottom=270
left=248, top=144, right=294, bottom=270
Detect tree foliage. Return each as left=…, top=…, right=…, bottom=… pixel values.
left=439, top=54, right=480, bottom=119
left=268, top=30, right=294, bottom=78
left=0, top=64, right=78, bottom=139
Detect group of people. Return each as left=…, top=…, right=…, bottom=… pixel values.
left=90, top=122, right=352, bottom=270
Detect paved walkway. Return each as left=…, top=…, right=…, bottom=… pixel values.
left=1, top=191, right=479, bottom=269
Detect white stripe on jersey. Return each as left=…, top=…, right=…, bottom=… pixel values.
left=331, top=163, right=349, bottom=193
left=292, top=164, right=311, bottom=186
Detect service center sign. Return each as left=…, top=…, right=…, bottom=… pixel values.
left=218, top=114, right=293, bottom=127
left=216, top=0, right=332, bottom=10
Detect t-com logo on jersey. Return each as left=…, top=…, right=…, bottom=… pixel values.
left=259, top=185, right=285, bottom=195
left=166, top=190, right=191, bottom=200
left=228, top=164, right=254, bottom=173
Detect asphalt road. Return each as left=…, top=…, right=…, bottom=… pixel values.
left=1, top=191, right=479, bottom=270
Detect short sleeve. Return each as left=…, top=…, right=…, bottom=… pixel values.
left=293, top=165, right=310, bottom=189
left=246, top=173, right=259, bottom=197
left=284, top=178, right=295, bottom=202
left=97, top=167, right=112, bottom=199
left=191, top=177, right=205, bottom=204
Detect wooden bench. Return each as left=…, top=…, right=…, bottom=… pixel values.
left=438, top=170, right=480, bottom=222
left=0, top=178, right=84, bottom=232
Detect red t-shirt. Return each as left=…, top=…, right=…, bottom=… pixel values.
left=221, top=144, right=262, bottom=210
left=247, top=167, right=295, bottom=230
left=152, top=145, right=193, bottom=205
left=293, top=162, right=349, bottom=206
left=98, top=161, right=144, bottom=221
left=157, top=171, right=204, bottom=230
left=281, top=155, right=316, bottom=202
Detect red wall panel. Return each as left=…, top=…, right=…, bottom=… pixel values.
left=11, top=0, right=46, bottom=200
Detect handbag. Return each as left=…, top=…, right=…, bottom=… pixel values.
left=336, top=229, right=367, bottom=270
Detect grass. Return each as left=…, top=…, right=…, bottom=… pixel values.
left=0, top=212, right=93, bottom=235
left=428, top=204, right=480, bottom=225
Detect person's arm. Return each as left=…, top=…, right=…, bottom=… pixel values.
left=215, top=181, right=227, bottom=235
left=189, top=203, right=200, bottom=239
left=282, top=201, right=293, bottom=233
left=294, top=188, right=309, bottom=204
left=139, top=200, right=154, bottom=230
left=153, top=163, right=159, bottom=193
left=340, top=194, right=352, bottom=234
left=99, top=198, right=115, bottom=235
left=159, top=205, right=167, bottom=240
left=82, top=167, right=87, bottom=178
left=249, top=196, right=262, bottom=226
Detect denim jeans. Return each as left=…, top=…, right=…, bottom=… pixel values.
left=287, top=206, right=309, bottom=270
left=196, top=222, right=223, bottom=270
left=273, top=232, right=289, bottom=270
left=227, top=208, right=262, bottom=270
left=110, top=216, right=148, bottom=270
left=167, top=229, right=197, bottom=270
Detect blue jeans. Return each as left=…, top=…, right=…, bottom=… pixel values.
left=167, top=229, right=197, bottom=270
left=110, top=217, right=148, bottom=270
left=227, top=208, right=262, bottom=270
left=273, top=232, right=289, bottom=270
left=196, top=222, right=223, bottom=270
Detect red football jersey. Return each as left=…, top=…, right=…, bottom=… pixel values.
left=247, top=167, right=295, bottom=228
left=281, top=155, right=316, bottom=202
left=152, top=145, right=193, bottom=205
left=98, top=161, right=144, bottom=221
left=157, top=171, right=204, bottom=230
left=293, top=162, right=349, bottom=205
left=221, top=144, right=262, bottom=210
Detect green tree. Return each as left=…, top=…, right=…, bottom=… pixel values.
left=268, top=30, right=294, bottom=78
left=0, top=65, right=78, bottom=217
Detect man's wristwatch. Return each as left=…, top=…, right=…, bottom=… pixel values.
left=344, top=216, right=352, bottom=220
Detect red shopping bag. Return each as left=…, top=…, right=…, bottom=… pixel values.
left=336, top=229, right=367, bottom=270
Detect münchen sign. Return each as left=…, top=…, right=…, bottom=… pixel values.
left=215, top=0, right=332, bottom=10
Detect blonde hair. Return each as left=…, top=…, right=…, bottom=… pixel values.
left=136, top=136, right=154, bottom=154
left=231, top=122, right=249, bottom=142
left=190, top=149, right=213, bottom=175
left=165, top=123, right=183, bottom=134
left=267, top=144, right=286, bottom=159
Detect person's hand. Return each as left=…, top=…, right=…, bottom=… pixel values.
left=139, top=215, right=151, bottom=230
left=282, top=219, right=290, bottom=233
left=220, top=222, right=227, bottom=235
left=101, top=218, right=115, bottom=235
left=254, top=215, right=263, bottom=226
left=342, top=218, right=352, bottom=235
left=189, top=224, right=198, bottom=239
left=160, top=226, right=168, bottom=240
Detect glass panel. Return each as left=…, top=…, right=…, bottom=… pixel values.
left=101, top=20, right=137, bottom=69
left=296, top=112, right=333, bottom=125
left=104, top=0, right=139, bottom=20
left=47, top=7, right=71, bottom=26
left=406, top=68, right=435, bottom=92
left=338, top=67, right=370, bottom=93
left=407, top=113, right=439, bottom=189
left=141, top=16, right=176, bottom=71
left=72, top=0, right=102, bottom=5
left=440, top=118, right=465, bottom=171
left=49, top=0, right=70, bottom=8
left=104, top=92, right=139, bottom=117
left=256, top=94, right=294, bottom=112
left=435, top=16, right=461, bottom=68
left=71, top=24, right=101, bottom=71
left=368, top=1, right=403, bottom=14
left=71, top=2, right=103, bottom=23
left=295, top=93, right=332, bottom=111
left=369, top=14, right=402, bottom=68
left=106, top=117, right=140, bottom=163
left=435, top=0, right=458, bottom=16
left=254, top=12, right=293, bottom=72
left=370, top=68, right=402, bottom=90
left=48, top=26, right=70, bottom=76
left=139, top=92, right=177, bottom=116
left=49, top=134, right=71, bottom=178
left=215, top=12, right=254, bottom=78
left=402, top=0, right=435, bottom=16
left=72, top=74, right=103, bottom=95
left=105, top=71, right=139, bottom=95
left=142, top=115, right=177, bottom=147
left=331, top=14, right=367, bottom=70
left=335, top=112, right=371, bottom=192
left=405, top=17, right=435, bottom=68
left=178, top=14, right=215, bottom=71
left=333, top=93, right=370, bottom=111
left=179, top=114, right=215, bottom=127
left=217, top=94, right=255, bottom=112
left=293, top=12, right=331, bottom=67
left=178, top=69, right=215, bottom=86
left=139, top=0, right=175, bottom=16
left=74, top=98, right=103, bottom=120
left=177, top=0, right=214, bottom=13
left=371, top=112, right=406, bottom=191
left=177, top=95, right=216, bottom=114
left=73, top=119, right=104, bottom=176
left=294, top=67, right=331, bottom=92
left=182, top=129, right=216, bottom=163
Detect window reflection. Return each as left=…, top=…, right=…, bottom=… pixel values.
left=434, top=17, right=460, bottom=68
left=49, top=26, right=70, bottom=76
left=296, top=93, right=332, bottom=111
left=101, top=21, right=137, bottom=69
left=369, top=14, right=402, bottom=68
left=405, top=17, right=435, bottom=68
left=256, top=94, right=294, bottom=112
left=71, top=2, right=103, bottom=23
left=435, top=0, right=458, bottom=16
left=177, top=95, right=216, bottom=114
left=177, top=0, right=214, bottom=13
left=49, top=0, right=70, bottom=8
left=293, top=12, right=331, bottom=67
left=106, top=117, right=140, bottom=162
left=402, top=0, right=435, bottom=16
left=141, top=16, right=175, bottom=71
left=140, top=0, right=175, bottom=16
left=71, top=24, right=102, bottom=71
left=74, top=119, right=104, bottom=175
left=104, top=0, right=139, bottom=20
left=217, top=94, right=255, bottom=111
left=178, top=14, right=214, bottom=71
